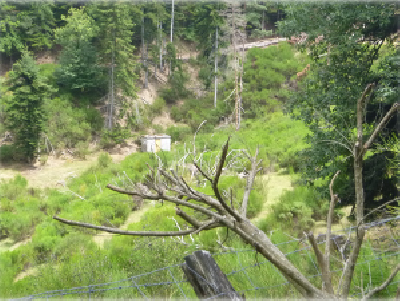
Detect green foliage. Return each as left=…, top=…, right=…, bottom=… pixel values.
left=259, top=186, right=327, bottom=235
left=160, top=43, right=191, bottom=104
left=166, top=125, right=191, bottom=142
left=55, top=7, right=106, bottom=96
left=75, top=140, right=90, bottom=160
left=100, top=125, right=130, bottom=149
left=243, top=42, right=308, bottom=118
left=0, top=144, right=16, bottom=162
left=3, top=51, right=54, bottom=163
left=148, top=97, right=166, bottom=119
left=0, top=176, right=45, bottom=241
left=97, top=151, right=112, bottom=169
left=88, top=2, right=139, bottom=100
left=198, top=65, right=213, bottom=89
left=0, top=2, right=25, bottom=55
left=170, top=95, right=226, bottom=132
left=188, top=2, right=226, bottom=57
left=172, top=42, right=305, bottom=132
left=0, top=2, right=55, bottom=55
left=0, top=175, right=28, bottom=201
left=42, top=95, right=98, bottom=150
left=278, top=3, right=398, bottom=210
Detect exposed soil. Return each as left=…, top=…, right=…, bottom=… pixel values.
left=13, top=265, right=42, bottom=283
left=252, top=172, right=294, bottom=224
left=312, top=206, right=353, bottom=235
left=0, top=139, right=138, bottom=189
left=92, top=203, right=154, bottom=249
left=0, top=237, right=32, bottom=253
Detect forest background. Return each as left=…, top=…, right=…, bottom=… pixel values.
left=0, top=0, right=398, bottom=298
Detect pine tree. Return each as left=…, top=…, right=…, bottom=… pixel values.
left=88, top=1, right=139, bottom=129
left=4, top=51, right=53, bottom=163
left=54, top=7, right=105, bottom=96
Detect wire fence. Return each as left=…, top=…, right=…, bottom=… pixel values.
left=10, top=216, right=399, bottom=300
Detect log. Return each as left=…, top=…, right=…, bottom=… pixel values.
left=182, top=250, right=244, bottom=300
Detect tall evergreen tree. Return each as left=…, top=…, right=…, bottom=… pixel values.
left=3, top=51, right=53, bottom=163
left=54, top=7, right=106, bottom=96
left=88, top=1, right=139, bottom=129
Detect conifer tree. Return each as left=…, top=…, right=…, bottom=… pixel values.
left=88, top=1, right=139, bottom=129
left=4, top=51, right=53, bottom=163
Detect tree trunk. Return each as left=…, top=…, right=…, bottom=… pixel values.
left=214, top=26, right=218, bottom=108
left=171, top=0, right=174, bottom=43
left=235, top=219, right=324, bottom=297
left=145, top=41, right=148, bottom=89
left=262, top=10, right=265, bottom=30
left=108, top=30, right=115, bottom=130
left=159, top=20, right=163, bottom=72
left=232, top=5, right=239, bottom=131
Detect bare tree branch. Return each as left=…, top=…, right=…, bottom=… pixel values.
left=175, top=207, right=221, bottom=231
left=240, top=147, right=261, bottom=217
left=53, top=216, right=198, bottom=236
left=362, top=264, right=400, bottom=300
left=106, top=184, right=224, bottom=221
left=359, top=197, right=400, bottom=226
left=320, top=140, right=354, bottom=154
left=341, top=226, right=366, bottom=297
left=326, top=171, right=341, bottom=259
left=213, top=137, right=244, bottom=222
left=362, top=102, right=399, bottom=155
left=323, top=170, right=340, bottom=294
left=194, top=161, right=213, bottom=183
left=308, top=232, right=331, bottom=291
left=356, top=83, right=375, bottom=158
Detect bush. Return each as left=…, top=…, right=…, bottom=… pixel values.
left=166, top=126, right=192, bottom=142
left=258, top=186, right=327, bottom=235
left=40, top=154, right=48, bottom=166
left=43, top=96, right=92, bottom=149
left=0, top=175, right=28, bottom=200
left=0, top=144, right=15, bottom=163
left=170, top=106, right=184, bottom=122
left=83, top=107, right=104, bottom=133
left=97, top=152, right=112, bottom=169
left=100, top=125, right=130, bottom=149
left=32, top=220, right=68, bottom=261
left=75, top=140, right=90, bottom=160
left=148, top=97, right=166, bottom=118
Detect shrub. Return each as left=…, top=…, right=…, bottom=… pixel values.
left=83, top=107, right=104, bottom=133
left=0, top=175, right=28, bottom=200
left=258, top=186, right=327, bottom=235
left=40, top=154, right=48, bottom=166
left=166, top=126, right=192, bottom=142
left=32, top=220, right=67, bottom=261
left=75, top=140, right=90, bottom=160
left=100, top=126, right=130, bottom=149
left=97, top=152, right=112, bottom=168
left=0, top=144, right=15, bottom=163
left=170, top=105, right=184, bottom=122
left=43, top=96, right=92, bottom=149
left=148, top=97, right=166, bottom=118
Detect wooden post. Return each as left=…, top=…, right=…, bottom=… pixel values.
left=182, top=250, right=244, bottom=300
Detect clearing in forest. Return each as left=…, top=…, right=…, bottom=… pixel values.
left=252, top=172, right=294, bottom=224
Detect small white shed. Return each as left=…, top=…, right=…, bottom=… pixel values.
left=141, top=135, right=171, bottom=152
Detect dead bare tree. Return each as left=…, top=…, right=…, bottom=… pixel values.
left=53, top=85, right=399, bottom=298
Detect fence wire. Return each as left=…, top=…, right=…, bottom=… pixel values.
left=10, top=216, right=399, bottom=300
